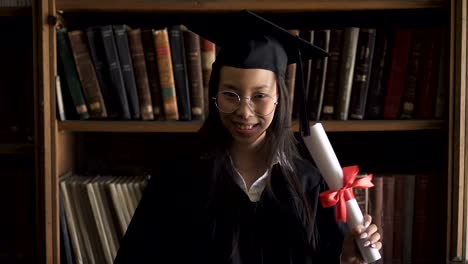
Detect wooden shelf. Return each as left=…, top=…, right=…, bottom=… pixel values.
left=56, top=0, right=448, bottom=13
left=0, top=143, right=34, bottom=155
left=57, top=120, right=446, bottom=133
left=0, top=7, right=31, bottom=17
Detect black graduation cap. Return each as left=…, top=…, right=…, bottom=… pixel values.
left=187, top=10, right=328, bottom=136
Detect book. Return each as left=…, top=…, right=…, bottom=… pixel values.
left=141, top=29, right=164, bottom=120
left=68, top=30, right=108, bottom=119
left=307, top=29, right=330, bottom=121
left=169, top=25, right=192, bottom=121
left=86, top=26, right=120, bottom=119
left=365, top=29, right=391, bottom=119
left=336, top=27, right=360, bottom=120
left=114, top=25, right=141, bottom=120
left=154, top=28, right=179, bottom=120
left=383, top=29, right=413, bottom=119
left=100, top=25, right=131, bottom=120
left=56, top=28, right=90, bottom=120
left=128, top=28, right=155, bottom=120
left=321, top=29, right=343, bottom=120
left=183, top=27, right=205, bottom=120
left=348, top=28, right=376, bottom=120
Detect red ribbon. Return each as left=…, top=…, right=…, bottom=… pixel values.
left=319, top=165, right=374, bottom=223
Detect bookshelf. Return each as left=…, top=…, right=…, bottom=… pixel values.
left=34, top=0, right=468, bottom=263
left=57, top=120, right=445, bottom=133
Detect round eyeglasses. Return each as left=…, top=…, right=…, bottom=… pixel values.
left=213, top=91, right=278, bottom=116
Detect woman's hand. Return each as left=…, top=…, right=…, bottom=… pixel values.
left=340, top=214, right=382, bottom=264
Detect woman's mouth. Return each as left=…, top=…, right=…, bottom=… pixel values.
left=233, top=122, right=259, bottom=136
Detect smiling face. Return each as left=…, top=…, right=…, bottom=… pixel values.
left=217, top=66, right=278, bottom=148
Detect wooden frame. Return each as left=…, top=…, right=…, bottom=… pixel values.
left=36, top=0, right=461, bottom=263
left=55, top=0, right=447, bottom=12
left=448, top=0, right=467, bottom=262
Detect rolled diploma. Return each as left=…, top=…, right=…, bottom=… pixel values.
left=302, top=123, right=381, bottom=263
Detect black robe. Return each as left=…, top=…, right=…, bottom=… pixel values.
left=114, top=154, right=346, bottom=264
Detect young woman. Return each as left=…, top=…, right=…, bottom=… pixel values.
left=114, top=10, right=381, bottom=264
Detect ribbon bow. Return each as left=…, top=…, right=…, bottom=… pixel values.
left=319, top=165, right=374, bottom=223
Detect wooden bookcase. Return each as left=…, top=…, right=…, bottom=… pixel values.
left=0, top=4, right=36, bottom=264
left=34, top=0, right=468, bottom=263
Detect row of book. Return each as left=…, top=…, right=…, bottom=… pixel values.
left=59, top=171, right=444, bottom=264
left=59, top=173, right=149, bottom=264
left=57, top=24, right=215, bottom=121
left=290, top=26, right=447, bottom=121
left=0, top=0, right=30, bottom=7
left=354, top=172, right=445, bottom=264
left=57, top=23, right=447, bottom=122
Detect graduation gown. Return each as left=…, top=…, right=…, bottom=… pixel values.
left=114, top=154, right=345, bottom=264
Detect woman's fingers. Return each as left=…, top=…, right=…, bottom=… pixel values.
left=363, top=214, right=372, bottom=228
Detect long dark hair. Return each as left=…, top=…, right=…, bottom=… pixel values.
left=198, top=60, right=317, bottom=248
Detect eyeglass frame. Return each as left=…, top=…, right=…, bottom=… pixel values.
left=212, top=90, right=279, bottom=116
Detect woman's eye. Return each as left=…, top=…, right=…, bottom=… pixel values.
left=222, top=92, right=238, bottom=98
left=253, top=93, right=268, bottom=100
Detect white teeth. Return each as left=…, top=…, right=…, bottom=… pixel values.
left=236, top=123, right=254, bottom=130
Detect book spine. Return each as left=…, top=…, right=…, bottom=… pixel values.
left=365, top=29, right=391, bottom=119
left=308, top=29, right=330, bottom=121
left=114, top=25, right=141, bottom=120
left=321, top=29, right=343, bottom=120
left=128, top=28, right=155, bottom=120
left=200, top=38, right=215, bottom=117
left=415, top=29, right=442, bottom=119
left=383, top=29, right=412, bottom=120
left=183, top=28, right=205, bottom=120
left=169, top=25, right=191, bottom=121
left=154, top=28, right=179, bottom=120
left=286, top=29, right=299, bottom=122
left=400, top=30, right=425, bottom=119
left=85, top=26, right=120, bottom=119
left=349, top=28, right=376, bottom=120
left=68, top=30, right=108, bottom=119
left=56, top=28, right=90, bottom=120
left=100, top=25, right=131, bottom=120
left=336, top=27, right=360, bottom=120
left=141, top=29, right=164, bottom=120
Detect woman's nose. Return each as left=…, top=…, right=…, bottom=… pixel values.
left=236, top=97, right=255, bottom=118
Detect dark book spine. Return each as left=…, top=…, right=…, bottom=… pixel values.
left=382, top=175, right=395, bottom=264
left=400, top=30, right=425, bottom=119
left=383, top=29, right=412, bottom=119
left=183, top=28, right=205, bottom=120
left=86, top=26, right=120, bottom=119
left=114, top=25, right=141, bottom=120
left=59, top=189, right=75, bottom=264
left=321, top=29, right=343, bottom=120
left=128, top=28, right=155, bottom=121
left=68, top=30, right=107, bottom=119
left=308, top=29, right=330, bottom=121
left=287, top=29, right=299, bottom=122
left=300, top=30, right=314, bottom=99
left=365, top=29, right=391, bottom=119
left=141, top=29, right=164, bottom=120
left=415, top=28, right=442, bottom=119
left=100, top=25, right=131, bottom=120
left=169, top=25, right=191, bottom=121
left=349, top=28, right=377, bottom=120
left=56, top=28, right=90, bottom=120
